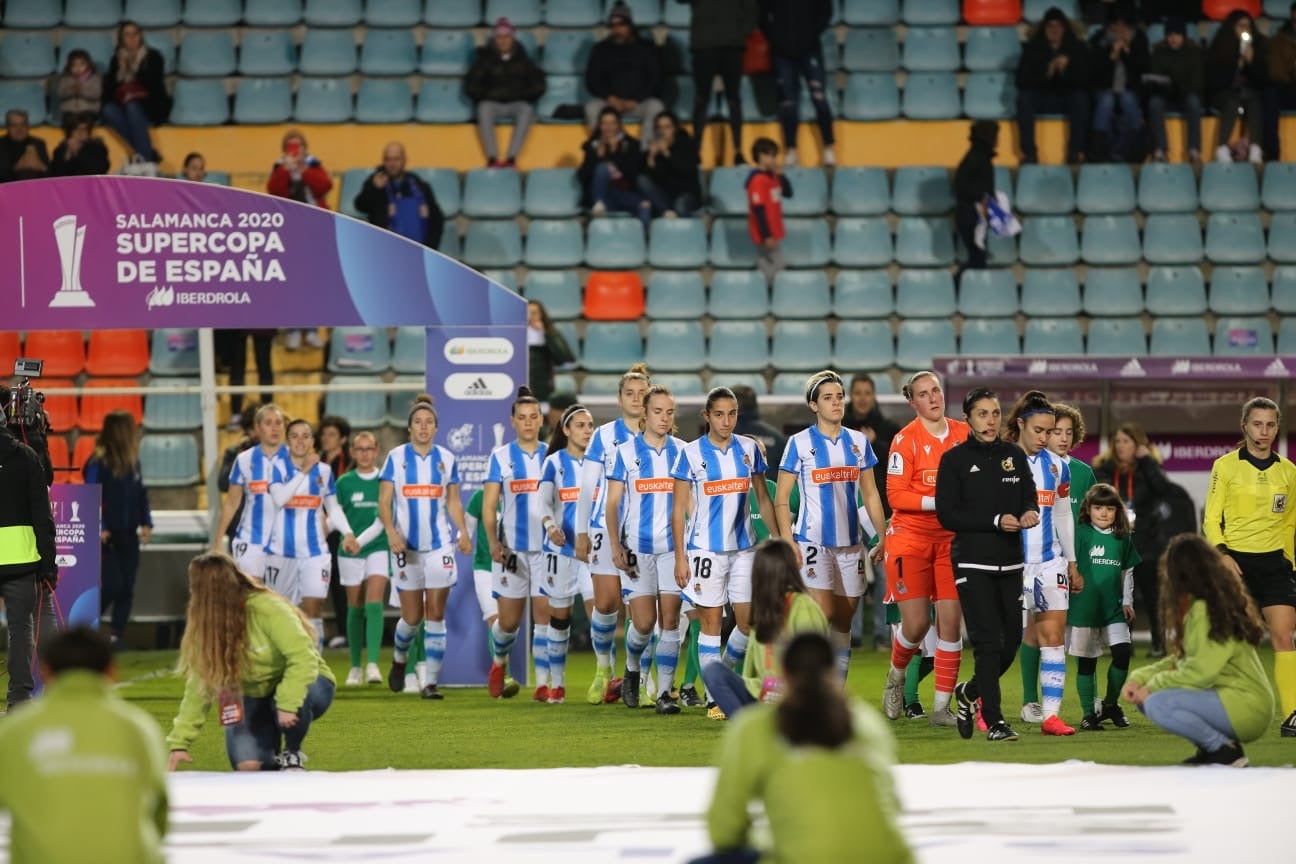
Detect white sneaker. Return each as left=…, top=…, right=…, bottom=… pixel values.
left=1215, top=144, right=1233, bottom=163
left=822, top=146, right=837, bottom=167
left=403, top=673, right=420, bottom=694
left=365, top=662, right=382, bottom=684
left=277, top=750, right=307, bottom=771
left=784, top=148, right=798, bottom=167
left=304, top=329, right=324, bottom=349
left=345, top=667, right=363, bottom=686
left=643, top=670, right=658, bottom=702
left=1020, top=702, right=1044, bottom=724
left=1249, top=143, right=1263, bottom=164
left=283, top=329, right=302, bottom=351
left=882, top=666, right=905, bottom=720
left=416, top=661, right=428, bottom=689
left=591, top=201, right=607, bottom=217
left=327, top=635, right=347, bottom=649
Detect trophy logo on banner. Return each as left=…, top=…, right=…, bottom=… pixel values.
left=49, top=215, right=94, bottom=308
left=69, top=501, right=82, bottom=523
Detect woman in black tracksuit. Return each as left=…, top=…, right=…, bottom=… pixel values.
left=935, top=387, right=1039, bottom=742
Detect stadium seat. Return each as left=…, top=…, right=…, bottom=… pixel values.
left=646, top=271, right=706, bottom=320
left=537, top=75, right=588, bottom=122
left=79, top=379, right=143, bottom=433
left=1263, top=162, right=1296, bottom=211
left=902, top=0, right=958, bottom=22
left=843, top=0, right=898, bottom=25
left=182, top=0, right=241, bottom=24
left=178, top=31, right=237, bottom=77
left=579, top=375, right=622, bottom=395
left=895, top=217, right=955, bottom=267
left=962, top=72, right=1016, bottom=120
left=295, top=77, right=355, bottom=123
left=424, top=0, right=481, bottom=26
left=463, top=168, right=523, bottom=218
left=239, top=30, right=298, bottom=76
left=169, top=79, right=230, bottom=126
left=71, top=434, right=97, bottom=477
left=39, top=379, right=76, bottom=434
left=662, top=0, right=689, bottom=26
left=1205, top=0, right=1259, bottom=19
left=585, top=271, right=645, bottom=320
left=716, top=373, right=768, bottom=395
left=666, top=72, right=694, bottom=116
left=708, top=321, right=769, bottom=371
left=896, top=320, right=956, bottom=370
left=57, top=30, right=114, bottom=74
left=391, top=327, right=427, bottom=374
left=485, top=0, right=540, bottom=26
left=0, top=33, right=56, bottom=78
left=895, top=269, right=956, bottom=318
left=892, top=167, right=953, bottom=216
left=244, top=0, right=302, bottom=24
left=86, top=330, right=149, bottom=377
left=902, top=26, right=959, bottom=72
left=545, top=0, right=599, bottom=25
left=360, top=28, right=417, bottom=75
left=355, top=78, right=413, bottom=123
left=462, top=220, right=523, bottom=268
left=1268, top=212, right=1296, bottom=264
left=25, top=331, right=84, bottom=378
left=961, top=318, right=1020, bottom=355
left=64, top=0, right=122, bottom=27
left=1076, top=164, right=1135, bottom=214
left=366, top=0, right=421, bottom=25
left=127, top=0, right=181, bottom=25
left=1020, top=269, right=1080, bottom=316
left=412, top=167, right=460, bottom=216
left=963, top=0, right=1022, bottom=24
left=1137, top=163, right=1197, bottom=212
left=830, top=167, right=888, bottom=216
left=1205, top=213, right=1265, bottom=264
left=709, top=218, right=758, bottom=268
left=3, top=0, right=62, bottom=28
left=415, top=78, right=475, bottom=123
left=782, top=218, right=831, bottom=268
left=524, top=269, right=583, bottom=319
left=522, top=168, right=581, bottom=218
left=1023, top=318, right=1083, bottom=355
left=609, top=0, right=661, bottom=25
left=1280, top=318, right=1296, bottom=354
left=586, top=219, right=647, bottom=269
left=739, top=75, right=782, bottom=123
left=1082, top=268, right=1143, bottom=317
left=842, top=73, right=900, bottom=120
left=964, top=26, right=1021, bottom=70
left=1274, top=267, right=1296, bottom=315
left=842, top=28, right=898, bottom=72
left=324, top=386, right=388, bottom=429
left=708, top=167, right=749, bottom=215
left=1018, top=216, right=1078, bottom=266
left=833, top=218, right=892, bottom=267
left=582, top=322, right=644, bottom=372
left=542, top=29, right=593, bottom=75
left=709, top=271, right=769, bottom=318
left=146, top=30, right=177, bottom=74
left=1087, top=318, right=1147, bottom=355
left=781, top=168, right=828, bottom=216
left=1081, top=215, right=1141, bottom=265
left=1142, top=214, right=1203, bottom=264
left=524, top=220, right=584, bottom=268
left=1145, top=265, right=1207, bottom=316
left=337, top=167, right=368, bottom=218
left=771, top=322, right=831, bottom=372
left=327, top=327, right=391, bottom=373
left=298, top=29, right=358, bottom=76
left=1209, top=267, right=1270, bottom=315
left=644, top=321, right=705, bottom=372
left=144, top=379, right=202, bottom=431
left=305, top=0, right=362, bottom=24
left=0, top=333, right=19, bottom=376
left=835, top=270, right=893, bottom=316
left=46, top=436, right=71, bottom=480
left=1200, top=163, right=1260, bottom=212
left=1214, top=317, right=1273, bottom=355
left=771, top=271, right=831, bottom=319
left=418, top=30, right=475, bottom=77
left=648, top=218, right=708, bottom=268
left=901, top=73, right=960, bottom=119
left=772, top=372, right=814, bottom=395
left=1024, top=0, right=1076, bottom=19
left=1016, top=165, right=1075, bottom=215
left=651, top=372, right=705, bottom=396
left=140, top=434, right=200, bottom=487
left=957, top=268, right=1018, bottom=317
left=833, top=320, right=895, bottom=369
left=234, top=77, right=293, bottom=124
left=438, top=225, right=462, bottom=259
left=0, top=81, right=46, bottom=126
left=480, top=268, right=517, bottom=292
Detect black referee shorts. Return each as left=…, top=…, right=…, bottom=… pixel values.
left=1230, top=549, right=1296, bottom=609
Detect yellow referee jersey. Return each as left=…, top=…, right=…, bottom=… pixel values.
left=1204, top=448, right=1296, bottom=563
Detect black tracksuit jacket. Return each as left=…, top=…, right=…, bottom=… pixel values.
left=935, top=433, right=1038, bottom=569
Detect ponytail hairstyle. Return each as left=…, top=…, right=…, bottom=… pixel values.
left=901, top=370, right=939, bottom=402
left=776, top=633, right=853, bottom=749
left=407, top=393, right=437, bottom=427
left=1004, top=390, right=1053, bottom=443
left=804, top=369, right=844, bottom=406
left=512, top=385, right=541, bottom=416
left=1080, top=483, right=1131, bottom=539
left=619, top=362, right=651, bottom=396
left=700, top=386, right=738, bottom=435
left=548, top=403, right=591, bottom=453
left=639, top=384, right=678, bottom=434
left=751, top=539, right=808, bottom=643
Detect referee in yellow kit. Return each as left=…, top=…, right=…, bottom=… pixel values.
left=1203, top=396, right=1296, bottom=736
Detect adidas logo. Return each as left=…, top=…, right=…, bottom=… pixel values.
left=970, top=464, right=980, bottom=472
left=1265, top=358, right=1290, bottom=378
left=1119, top=358, right=1146, bottom=377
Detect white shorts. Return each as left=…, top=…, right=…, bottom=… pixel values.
left=492, top=550, right=544, bottom=600
left=578, top=563, right=595, bottom=603
left=231, top=540, right=267, bottom=580
left=392, top=547, right=458, bottom=592
left=264, top=553, right=331, bottom=604
left=621, top=550, right=681, bottom=600
left=473, top=568, right=499, bottom=620
left=681, top=547, right=756, bottom=609
left=587, top=527, right=626, bottom=578
left=1066, top=622, right=1132, bottom=659
left=799, top=542, right=865, bottom=598
left=1023, top=559, right=1071, bottom=614
left=539, top=552, right=585, bottom=608
left=337, top=551, right=389, bottom=587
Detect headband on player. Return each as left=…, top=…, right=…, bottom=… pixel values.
left=805, top=371, right=843, bottom=405
left=560, top=404, right=589, bottom=428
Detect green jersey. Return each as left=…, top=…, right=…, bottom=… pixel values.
left=1065, top=457, right=1096, bottom=523
left=0, top=671, right=168, bottom=864
left=465, top=488, right=494, bottom=572
left=1068, top=523, right=1140, bottom=628
left=336, top=468, right=387, bottom=557
left=752, top=479, right=800, bottom=543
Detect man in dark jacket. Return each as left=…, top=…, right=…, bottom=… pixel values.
left=1089, top=10, right=1148, bottom=162
left=760, top=0, right=836, bottom=167
left=1015, top=6, right=1091, bottom=164
left=353, top=142, right=445, bottom=250
left=953, top=120, right=998, bottom=279
left=679, top=0, right=759, bottom=164
left=464, top=18, right=546, bottom=167
left=1265, top=3, right=1296, bottom=161
left=585, top=2, right=665, bottom=144
left=1147, top=16, right=1205, bottom=163
left=49, top=112, right=111, bottom=177
left=0, top=110, right=50, bottom=182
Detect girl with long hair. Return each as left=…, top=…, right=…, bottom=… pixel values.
left=215, top=404, right=289, bottom=578
left=1123, top=534, right=1275, bottom=766
left=165, top=553, right=335, bottom=772
left=336, top=432, right=389, bottom=686
left=82, top=409, right=152, bottom=646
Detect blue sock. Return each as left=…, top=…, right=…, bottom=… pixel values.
left=698, top=633, right=722, bottom=672
left=424, top=620, right=446, bottom=686
left=532, top=624, right=549, bottom=687
left=548, top=619, right=570, bottom=688
left=625, top=625, right=652, bottom=673
left=491, top=622, right=517, bottom=665
left=656, top=631, right=680, bottom=694
left=1041, top=646, right=1067, bottom=719
left=640, top=631, right=656, bottom=676
left=722, top=629, right=749, bottom=670
left=591, top=610, right=617, bottom=671
left=393, top=618, right=417, bottom=663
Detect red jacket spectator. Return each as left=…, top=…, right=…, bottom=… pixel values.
left=746, top=169, right=790, bottom=245
left=266, top=130, right=332, bottom=209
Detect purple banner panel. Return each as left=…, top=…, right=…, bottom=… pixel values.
left=936, top=356, right=1296, bottom=381
left=49, top=483, right=101, bottom=627
left=1071, top=436, right=1237, bottom=474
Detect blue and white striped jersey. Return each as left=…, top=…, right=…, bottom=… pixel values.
left=229, top=444, right=290, bottom=548
left=540, top=450, right=586, bottom=558
left=380, top=443, right=461, bottom=552
left=780, top=426, right=877, bottom=548
left=1023, top=449, right=1072, bottom=564
left=266, top=461, right=337, bottom=558
left=671, top=435, right=767, bottom=552
left=608, top=433, right=686, bottom=554
left=485, top=441, right=548, bottom=552
left=582, top=417, right=635, bottom=531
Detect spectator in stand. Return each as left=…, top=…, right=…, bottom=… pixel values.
left=1147, top=16, right=1205, bottom=164
left=0, top=109, right=50, bottom=182
left=680, top=0, right=759, bottom=165
left=353, top=143, right=445, bottom=250
left=584, top=3, right=664, bottom=145
left=638, top=111, right=702, bottom=217
left=733, top=384, right=787, bottom=471
left=578, top=107, right=652, bottom=228
left=1088, top=9, right=1147, bottom=163
left=50, top=112, right=110, bottom=176
left=57, top=49, right=102, bottom=118
left=1015, top=7, right=1091, bottom=164
left=268, top=129, right=331, bottom=208
left=527, top=301, right=576, bottom=411
left=760, top=0, right=836, bottom=167
left=1265, top=3, right=1296, bottom=161
left=102, top=20, right=169, bottom=165
left=217, top=330, right=276, bottom=428
left=464, top=18, right=546, bottom=168
left=181, top=151, right=206, bottom=181
left=953, top=119, right=998, bottom=281
left=746, top=137, right=792, bottom=283
left=1208, top=9, right=1267, bottom=164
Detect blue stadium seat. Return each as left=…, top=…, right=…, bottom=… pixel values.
left=178, top=31, right=237, bottom=77
left=183, top=0, right=241, bottom=24
left=1137, top=162, right=1197, bottom=212
left=437, top=224, right=461, bottom=258
left=587, top=218, right=646, bottom=268
left=663, top=30, right=691, bottom=75
left=169, top=79, right=230, bottom=126
left=735, top=74, right=778, bottom=123
left=1262, top=162, right=1296, bottom=211
left=981, top=229, right=1018, bottom=266
left=901, top=73, right=960, bottom=119
left=1081, top=215, right=1141, bottom=265
left=542, top=29, right=593, bottom=75
left=523, top=168, right=581, bottom=218
left=1199, top=162, right=1260, bottom=212
left=895, top=217, right=955, bottom=267
left=125, top=0, right=181, bottom=25
left=830, top=167, right=889, bottom=215
left=545, top=0, right=600, bottom=25
left=1021, top=269, right=1081, bottom=316
left=305, top=0, right=362, bottom=24
left=962, top=71, right=1016, bottom=119
left=892, top=166, right=953, bottom=216
left=412, top=167, right=460, bottom=216
left=1141, top=214, right=1203, bottom=264
left=485, top=0, right=541, bottom=26
left=781, top=168, right=828, bottom=216
left=842, top=73, right=899, bottom=120
left=716, top=373, right=767, bottom=394
left=143, top=379, right=202, bottom=431
left=1150, top=318, right=1210, bottom=356
left=480, top=269, right=517, bottom=293
left=0, top=33, right=56, bottom=78
left=462, top=220, right=523, bottom=268
left=902, top=26, right=959, bottom=72
left=835, top=270, right=893, bottom=316
left=145, top=30, right=176, bottom=74
left=415, top=78, right=474, bottom=123
left=957, top=268, right=1018, bottom=317
left=960, top=318, right=1019, bottom=355
left=240, top=30, right=298, bottom=76
left=524, top=220, right=584, bottom=268
left=233, top=77, right=293, bottom=124
left=57, top=31, right=114, bottom=75
left=391, top=327, right=427, bottom=374
left=523, top=269, right=583, bottom=319
left=0, top=81, right=45, bottom=125
left=140, top=435, right=200, bottom=487
left=896, top=320, right=956, bottom=370
left=772, top=373, right=813, bottom=396
left=1023, top=318, right=1083, bottom=355
left=462, top=168, right=522, bottom=217
left=3, top=0, right=62, bottom=28
left=667, top=73, right=695, bottom=116
left=149, top=330, right=201, bottom=376
left=708, top=321, right=769, bottom=371
left=1206, top=213, right=1265, bottom=264
left=782, top=218, right=831, bottom=267
left=648, top=218, right=708, bottom=268
left=896, top=269, right=956, bottom=318
left=1268, top=212, right=1296, bottom=264
left=902, top=0, right=958, bottom=23
left=772, top=322, right=832, bottom=372
left=1280, top=318, right=1296, bottom=354
left=842, top=28, right=898, bottom=72
left=537, top=74, right=587, bottom=122
left=1076, top=164, right=1135, bottom=214
left=294, top=77, right=354, bottom=122
left=1275, top=267, right=1296, bottom=315
left=843, top=0, right=898, bottom=25
left=708, top=166, right=749, bottom=215
left=709, top=271, right=769, bottom=318
left=424, top=0, right=481, bottom=26
left=298, top=29, right=356, bottom=75
left=662, top=0, right=689, bottom=26
left=1016, top=164, right=1075, bottom=214
left=652, top=373, right=705, bottom=396
left=328, top=327, right=392, bottom=373
left=1023, top=0, right=1076, bottom=19
left=608, top=0, right=660, bottom=25
left=337, top=168, right=370, bottom=218
left=832, top=218, right=892, bottom=267
left=1087, top=319, right=1147, bottom=355
left=833, top=320, right=895, bottom=369
left=709, top=218, right=758, bottom=269
left=1214, top=317, right=1274, bottom=356
left=244, top=0, right=301, bottom=23
left=324, top=387, right=388, bottom=429
left=1209, top=267, right=1270, bottom=315
left=360, top=29, right=417, bottom=75
left=1145, top=265, right=1206, bottom=315
left=355, top=78, right=412, bottom=122
left=366, top=0, right=422, bottom=25
left=772, top=271, right=832, bottom=319
left=580, top=375, right=625, bottom=395
left=1018, top=216, right=1078, bottom=266
left=646, top=271, right=706, bottom=320
left=964, top=26, right=1021, bottom=71
left=419, top=30, right=475, bottom=76
left=382, top=375, right=424, bottom=422
left=1082, top=268, right=1143, bottom=317
left=645, top=321, right=705, bottom=372
left=64, top=0, right=121, bottom=27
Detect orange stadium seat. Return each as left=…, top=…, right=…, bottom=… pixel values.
left=23, top=330, right=85, bottom=378
left=44, top=435, right=74, bottom=483
left=40, top=378, right=78, bottom=433
left=1204, top=0, right=1258, bottom=19
left=583, top=271, right=645, bottom=321
left=86, top=329, right=150, bottom=376
left=72, top=434, right=97, bottom=478
left=0, top=332, right=20, bottom=374
left=962, top=0, right=1022, bottom=25
left=78, top=378, right=143, bottom=432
